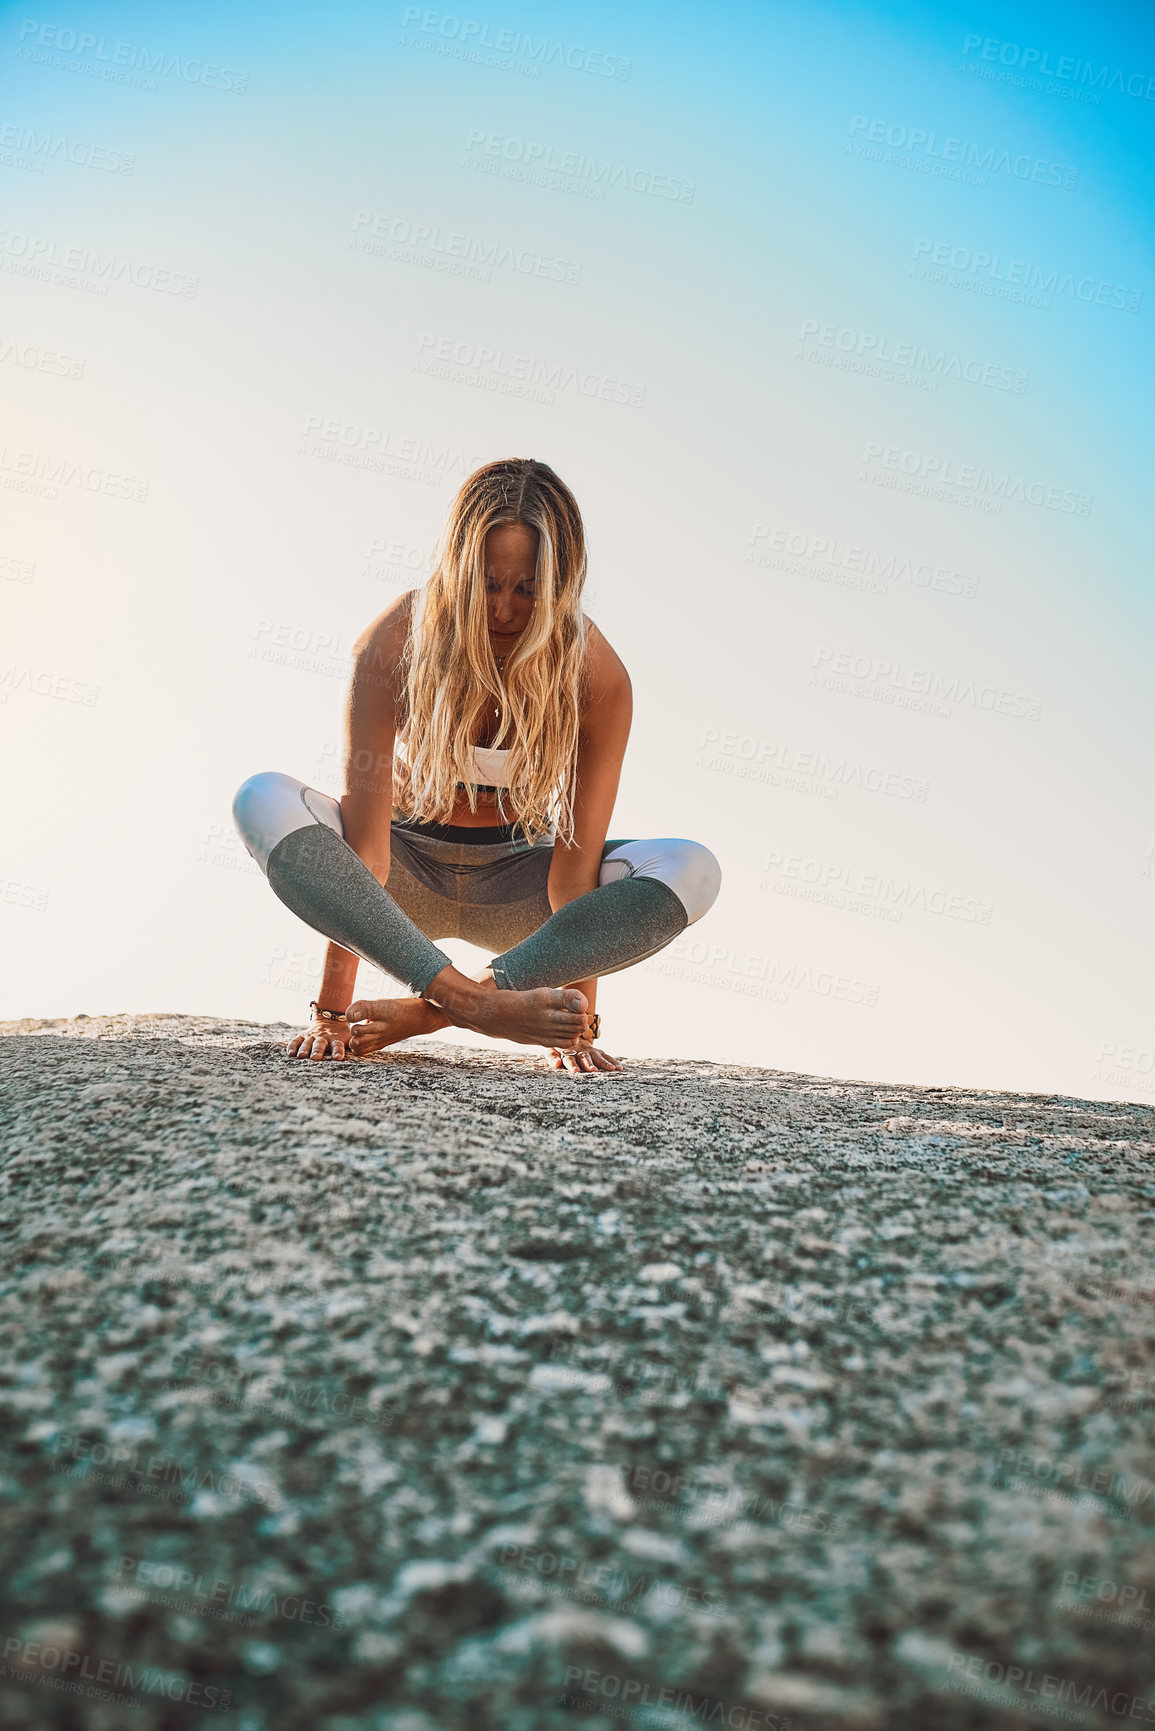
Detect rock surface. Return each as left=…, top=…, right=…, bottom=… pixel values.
left=2, top=1013, right=1154, bottom=1730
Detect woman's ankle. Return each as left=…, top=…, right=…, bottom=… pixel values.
left=423, top=965, right=486, bottom=1020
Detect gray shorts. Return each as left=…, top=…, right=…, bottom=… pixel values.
left=386, top=820, right=634, bottom=953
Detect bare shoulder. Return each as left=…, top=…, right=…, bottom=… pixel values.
left=581, top=614, right=631, bottom=705
left=351, top=588, right=418, bottom=670
left=347, top=589, right=418, bottom=721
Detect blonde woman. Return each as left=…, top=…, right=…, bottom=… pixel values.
left=232, top=458, right=721, bottom=1075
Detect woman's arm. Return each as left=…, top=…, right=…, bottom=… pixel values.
left=312, top=592, right=413, bottom=1015
left=544, top=624, right=631, bottom=1054
left=548, top=623, right=632, bottom=914
left=340, top=591, right=411, bottom=874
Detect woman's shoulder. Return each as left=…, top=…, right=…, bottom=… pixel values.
left=351, top=588, right=419, bottom=666
left=580, top=613, right=631, bottom=701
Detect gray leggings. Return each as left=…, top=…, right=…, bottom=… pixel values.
left=232, top=771, right=722, bottom=997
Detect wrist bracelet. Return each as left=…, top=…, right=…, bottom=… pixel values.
left=310, top=1000, right=348, bottom=1022
left=588, top=1013, right=601, bottom=1041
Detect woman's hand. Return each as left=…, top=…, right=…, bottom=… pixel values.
left=547, top=1038, right=623, bottom=1075
left=287, top=1017, right=352, bottom=1062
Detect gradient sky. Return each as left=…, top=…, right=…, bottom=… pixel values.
left=1, top=0, right=1152, bottom=1101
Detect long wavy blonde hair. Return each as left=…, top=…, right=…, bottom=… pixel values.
left=393, top=458, right=589, bottom=843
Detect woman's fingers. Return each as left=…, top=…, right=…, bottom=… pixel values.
left=578, top=1045, right=621, bottom=1073
left=287, top=1019, right=356, bottom=1062
left=547, top=1044, right=622, bottom=1075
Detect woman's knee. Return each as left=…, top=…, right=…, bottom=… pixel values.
left=232, top=771, right=343, bottom=874
left=602, top=838, right=721, bottom=925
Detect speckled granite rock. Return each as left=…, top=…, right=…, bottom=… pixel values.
left=1, top=1014, right=1154, bottom=1730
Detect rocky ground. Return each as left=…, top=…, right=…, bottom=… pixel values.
left=1, top=1014, right=1154, bottom=1731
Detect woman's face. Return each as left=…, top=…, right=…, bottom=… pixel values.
left=484, top=521, right=539, bottom=647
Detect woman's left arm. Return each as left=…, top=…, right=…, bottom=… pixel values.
left=547, top=626, right=633, bottom=913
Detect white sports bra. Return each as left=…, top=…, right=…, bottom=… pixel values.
left=467, top=744, right=513, bottom=788
left=394, top=737, right=513, bottom=789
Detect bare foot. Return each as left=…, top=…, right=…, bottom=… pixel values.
left=426, top=966, right=589, bottom=1048
left=345, top=996, right=448, bottom=1056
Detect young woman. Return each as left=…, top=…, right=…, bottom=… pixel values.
left=232, top=458, right=721, bottom=1075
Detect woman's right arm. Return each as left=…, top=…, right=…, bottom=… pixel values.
left=289, top=592, right=414, bottom=1061
left=339, top=590, right=413, bottom=876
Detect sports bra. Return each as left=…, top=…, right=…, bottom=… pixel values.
left=393, top=737, right=513, bottom=789
left=466, top=744, right=513, bottom=788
